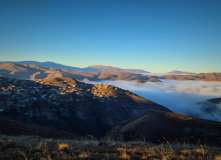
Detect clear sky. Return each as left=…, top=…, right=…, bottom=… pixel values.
left=0, top=0, right=221, bottom=73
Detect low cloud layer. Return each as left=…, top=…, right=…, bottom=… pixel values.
left=86, top=80, right=221, bottom=122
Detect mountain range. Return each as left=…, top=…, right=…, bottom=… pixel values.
left=0, top=63, right=159, bottom=82
left=0, top=62, right=220, bottom=82
left=1, top=61, right=198, bottom=75
left=0, top=61, right=150, bottom=74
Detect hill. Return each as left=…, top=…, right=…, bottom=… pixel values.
left=113, top=109, right=221, bottom=145
left=0, top=116, right=76, bottom=138
left=197, top=97, right=221, bottom=122
left=0, top=76, right=170, bottom=137
left=205, top=97, right=221, bottom=104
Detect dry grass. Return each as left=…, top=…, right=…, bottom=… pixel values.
left=215, top=155, right=221, bottom=160
left=78, top=151, right=90, bottom=158
left=0, top=134, right=221, bottom=160
left=119, top=150, right=130, bottom=159
left=58, top=142, right=69, bottom=150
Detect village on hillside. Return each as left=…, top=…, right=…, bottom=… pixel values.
left=0, top=77, right=120, bottom=113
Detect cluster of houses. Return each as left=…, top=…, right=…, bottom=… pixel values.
left=92, top=83, right=119, bottom=102
left=0, top=77, right=120, bottom=112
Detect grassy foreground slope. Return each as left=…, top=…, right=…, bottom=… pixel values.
left=0, top=134, right=221, bottom=160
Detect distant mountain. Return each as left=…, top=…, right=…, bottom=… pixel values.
left=157, top=72, right=221, bottom=81
left=1, top=62, right=220, bottom=82
left=87, top=65, right=150, bottom=74
left=0, top=61, right=150, bottom=74
left=0, top=63, right=159, bottom=82
left=113, top=109, right=221, bottom=145
left=0, top=61, right=99, bottom=72
left=167, top=70, right=196, bottom=75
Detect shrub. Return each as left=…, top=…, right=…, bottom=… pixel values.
left=58, top=142, right=69, bottom=150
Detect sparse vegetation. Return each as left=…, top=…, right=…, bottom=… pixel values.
left=78, top=151, right=90, bottom=158
left=0, top=134, right=221, bottom=160
left=58, top=142, right=69, bottom=151
left=119, top=149, right=130, bottom=159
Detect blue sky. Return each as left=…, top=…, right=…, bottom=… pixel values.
left=0, top=0, right=221, bottom=73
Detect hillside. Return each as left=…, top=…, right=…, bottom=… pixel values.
left=0, top=76, right=170, bottom=137
left=206, top=97, right=221, bottom=104
left=0, top=117, right=76, bottom=138
left=197, top=97, right=221, bottom=122
left=1, top=76, right=221, bottom=146
left=113, top=109, right=221, bottom=145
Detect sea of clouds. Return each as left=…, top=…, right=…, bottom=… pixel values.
left=85, top=80, right=221, bottom=122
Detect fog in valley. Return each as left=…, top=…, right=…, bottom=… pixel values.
left=85, top=80, right=221, bottom=122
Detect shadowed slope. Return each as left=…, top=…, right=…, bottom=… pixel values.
left=114, top=110, right=221, bottom=145
left=0, top=117, right=76, bottom=138
left=196, top=97, right=221, bottom=122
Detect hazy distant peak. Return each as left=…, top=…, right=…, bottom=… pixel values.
left=87, top=65, right=150, bottom=74
left=167, top=70, right=196, bottom=75
left=88, top=65, right=121, bottom=69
